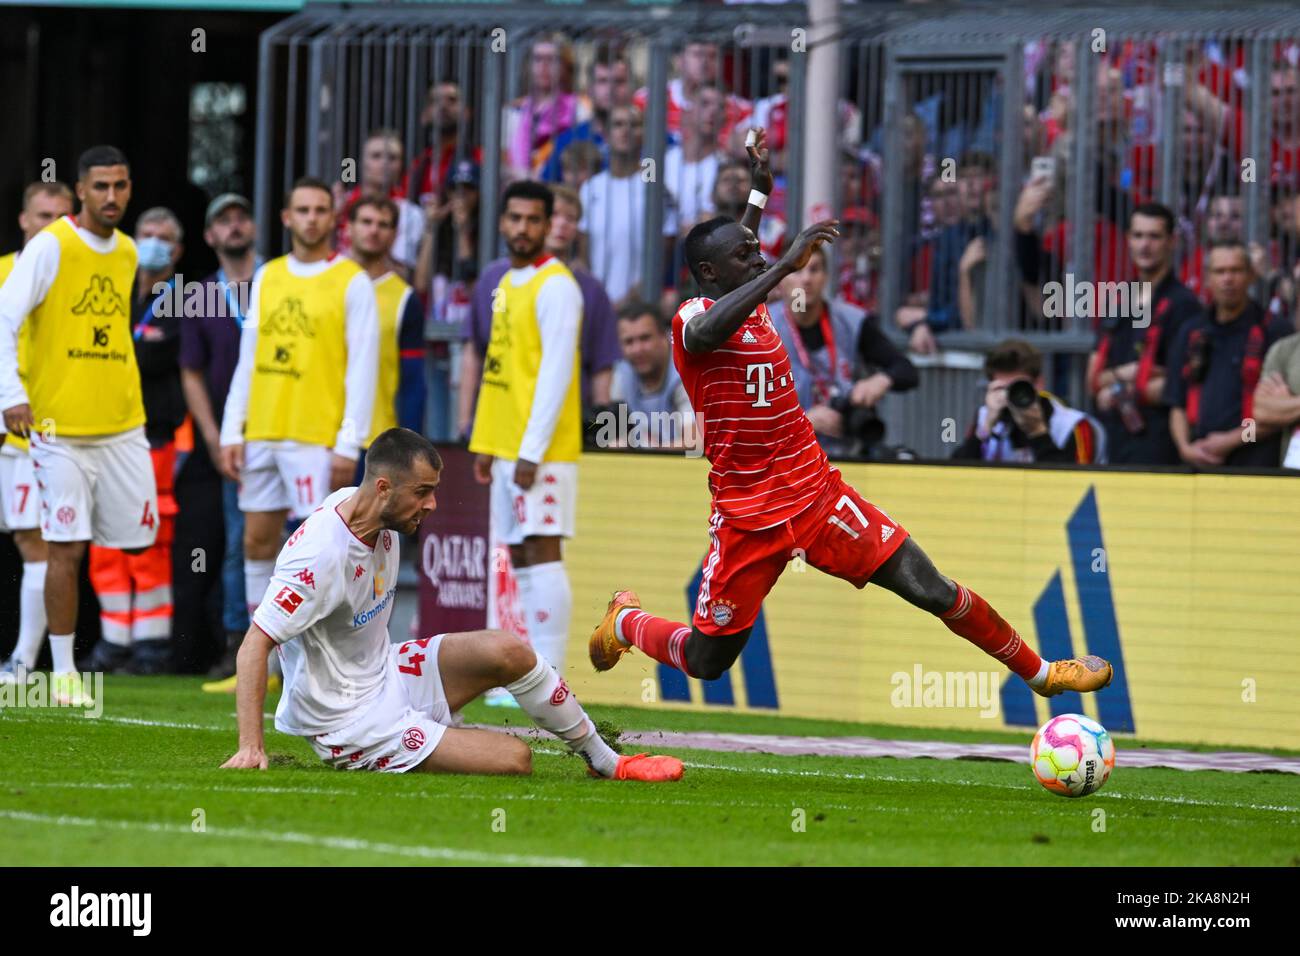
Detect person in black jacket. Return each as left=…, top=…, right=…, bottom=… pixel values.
left=1165, top=240, right=1294, bottom=468
left=1087, top=202, right=1202, bottom=464
left=83, top=206, right=187, bottom=675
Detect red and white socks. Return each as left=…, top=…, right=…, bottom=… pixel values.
left=941, top=584, right=1048, bottom=689
left=615, top=608, right=694, bottom=676
left=505, top=654, right=619, bottom=777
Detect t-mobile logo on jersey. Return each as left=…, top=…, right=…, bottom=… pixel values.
left=745, top=362, right=791, bottom=408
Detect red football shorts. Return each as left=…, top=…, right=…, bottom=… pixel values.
left=693, top=473, right=909, bottom=636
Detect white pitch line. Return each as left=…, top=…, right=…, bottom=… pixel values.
left=0, top=809, right=588, bottom=867
left=8, top=774, right=854, bottom=812
left=680, top=760, right=1300, bottom=814
left=8, top=712, right=1298, bottom=814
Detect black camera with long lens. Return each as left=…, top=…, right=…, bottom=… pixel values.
left=1006, top=378, right=1039, bottom=411
left=829, top=389, right=886, bottom=448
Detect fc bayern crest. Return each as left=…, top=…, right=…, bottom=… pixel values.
left=710, top=600, right=735, bottom=627
left=401, top=726, right=426, bottom=751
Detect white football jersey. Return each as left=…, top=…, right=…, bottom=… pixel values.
left=253, top=487, right=402, bottom=737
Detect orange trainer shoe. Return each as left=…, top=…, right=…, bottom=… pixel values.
left=588, top=589, right=641, bottom=672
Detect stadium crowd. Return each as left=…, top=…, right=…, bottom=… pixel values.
left=4, top=33, right=1300, bottom=682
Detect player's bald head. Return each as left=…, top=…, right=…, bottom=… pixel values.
left=364, top=428, right=443, bottom=485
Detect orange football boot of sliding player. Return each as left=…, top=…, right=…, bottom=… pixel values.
left=594, top=753, right=683, bottom=782
left=588, top=589, right=641, bottom=671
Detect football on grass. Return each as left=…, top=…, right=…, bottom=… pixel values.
left=1030, top=714, right=1115, bottom=797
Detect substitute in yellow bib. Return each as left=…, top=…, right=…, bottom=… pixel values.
left=0, top=181, right=73, bottom=685
left=468, top=181, right=583, bottom=676
left=219, top=175, right=379, bottom=656
left=0, top=146, right=158, bottom=704
left=345, top=196, right=426, bottom=462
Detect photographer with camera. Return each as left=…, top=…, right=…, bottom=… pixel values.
left=768, top=245, right=918, bottom=459
left=954, top=339, right=1107, bottom=464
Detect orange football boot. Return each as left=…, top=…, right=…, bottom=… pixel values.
left=1034, top=656, right=1113, bottom=697
left=588, top=589, right=641, bottom=671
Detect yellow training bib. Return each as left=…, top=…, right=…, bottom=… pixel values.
left=246, top=255, right=362, bottom=447
left=0, top=252, right=28, bottom=451
left=469, top=257, right=582, bottom=462
left=23, top=218, right=143, bottom=437
left=365, top=271, right=410, bottom=447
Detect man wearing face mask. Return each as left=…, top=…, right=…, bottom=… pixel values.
left=83, top=206, right=187, bottom=675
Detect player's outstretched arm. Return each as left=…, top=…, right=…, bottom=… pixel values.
left=220, top=625, right=275, bottom=770
left=739, top=127, right=774, bottom=237
left=684, top=219, right=840, bottom=354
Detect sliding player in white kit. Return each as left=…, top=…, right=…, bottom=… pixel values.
left=220, top=427, right=682, bottom=780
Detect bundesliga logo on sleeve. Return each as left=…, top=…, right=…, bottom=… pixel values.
left=274, top=586, right=305, bottom=616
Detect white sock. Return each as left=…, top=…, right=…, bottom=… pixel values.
left=49, top=633, right=76, bottom=674
left=517, top=560, right=572, bottom=672
left=614, top=607, right=636, bottom=646
left=244, top=558, right=280, bottom=678
left=12, top=561, right=48, bottom=668
left=1027, top=660, right=1050, bottom=689
left=244, top=558, right=275, bottom=616
left=505, top=654, right=619, bottom=778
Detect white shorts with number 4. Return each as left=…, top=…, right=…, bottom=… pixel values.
left=0, top=444, right=39, bottom=533
left=489, top=458, right=577, bottom=545
left=308, top=634, right=463, bottom=772
left=27, top=428, right=159, bottom=548
left=238, top=440, right=333, bottom=518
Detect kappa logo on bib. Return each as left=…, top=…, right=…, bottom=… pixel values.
left=70, top=274, right=126, bottom=317
left=261, top=297, right=317, bottom=338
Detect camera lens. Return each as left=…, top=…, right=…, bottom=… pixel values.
left=1007, top=379, right=1038, bottom=410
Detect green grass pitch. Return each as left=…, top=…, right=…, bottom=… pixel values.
left=1, top=677, right=1297, bottom=866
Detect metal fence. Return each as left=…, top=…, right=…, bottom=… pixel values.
left=257, top=1, right=1300, bottom=457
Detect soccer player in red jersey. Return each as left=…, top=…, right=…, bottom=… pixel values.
left=588, top=129, right=1112, bottom=698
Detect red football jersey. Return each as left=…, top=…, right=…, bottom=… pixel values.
left=672, top=296, right=834, bottom=530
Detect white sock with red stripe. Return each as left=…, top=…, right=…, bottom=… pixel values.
left=12, top=561, right=48, bottom=669
left=515, top=561, right=572, bottom=672
left=505, top=654, right=619, bottom=777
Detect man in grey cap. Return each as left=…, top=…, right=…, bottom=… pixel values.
left=178, top=193, right=262, bottom=685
